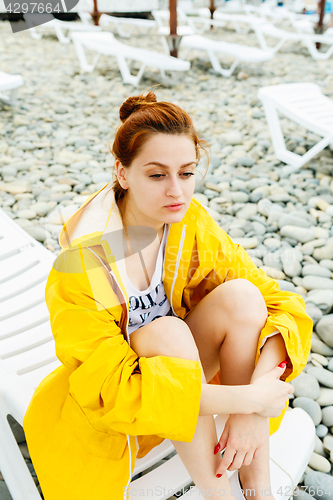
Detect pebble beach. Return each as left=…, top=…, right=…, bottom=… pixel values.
left=2, top=11, right=333, bottom=500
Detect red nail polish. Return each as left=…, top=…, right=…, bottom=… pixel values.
left=214, top=444, right=221, bottom=455
left=216, top=474, right=222, bottom=478
left=278, top=360, right=287, bottom=368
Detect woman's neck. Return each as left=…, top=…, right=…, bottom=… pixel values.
left=117, top=196, right=165, bottom=244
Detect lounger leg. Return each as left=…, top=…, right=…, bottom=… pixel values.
left=0, top=88, right=19, bottom=106
left=72, top=38, right=101, bottom=73
left=305, top=40, right=333, bottom=60
left=54, top=24, right=70, bottom=44
left=159, top=69, right=178, bottom=86
left=207, top=51, right=239, bottom=77
left=254, top=28, right=286, bottom=53
left=180, top=47, right=192, bottom=60
left=0, top=411, right=40, bottom=500
left=27, top=26, right=43, bottom=40
left=116, top=55, right=144, bottom=86
left=9, top=88, right=18, bottom=106
left=116, top=22, right=131, bottom=39
left=262, top=99, right=333, bottom=168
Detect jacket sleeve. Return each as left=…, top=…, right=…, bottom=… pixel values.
left=215, top=230, right=313, bottom=383
left=46, top=246, right=201, bottom=442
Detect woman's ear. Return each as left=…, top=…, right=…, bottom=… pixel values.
left=115, top=160, right=128, bottom=190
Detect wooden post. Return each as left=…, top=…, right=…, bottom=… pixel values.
left=170, top=0, right=178, bottom=57
left=316, top=0, right=326, bottom=48
left=91, top=0, right=101, bottom=26
left=209, top=0, right=216, bottom=30
left=318, top=0, right=326, bottom=33
left=209, top=0, right=216, bottom=18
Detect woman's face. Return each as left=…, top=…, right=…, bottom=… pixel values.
left=115, top=133, right=197, bottom=230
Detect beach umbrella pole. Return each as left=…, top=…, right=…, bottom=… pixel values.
left=169, top=0, right=178, bottom=57
left=91, top=0, right=101, bottom=26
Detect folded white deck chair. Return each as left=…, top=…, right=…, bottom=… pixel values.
left=244, top=4, right=297, bottom=22
left=197, top=8, right=266, bottom=35
left=0, top=207, right=315, bottom=500
left=253, top=22, right=333, bottom=60
left=157, top=25, right=196, bottom=55
left=180, top=34, right=273, bottom=77
left=0, top=71, right=24, bottom=106
left=152, top=7, right=208, bottom=34
left=258, top=82, right=333, bottom=168
left=71, top=31, right=190, bottom=86
left=23, top=14, right=101, bottom=44
left=97, top=13, right=156, bottom=39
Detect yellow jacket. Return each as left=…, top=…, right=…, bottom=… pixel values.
left=23, top=183, right=313, bottom=500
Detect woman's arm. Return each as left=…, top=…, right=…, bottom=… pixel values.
left=250, top=333, right=289, bottom=382
left=199, top=363, right=293, bottom=417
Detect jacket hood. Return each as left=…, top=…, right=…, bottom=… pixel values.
left=56, top=183, right=199, bottom=319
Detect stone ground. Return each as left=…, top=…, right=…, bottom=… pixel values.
left=1, top=13, right=333, bottom=500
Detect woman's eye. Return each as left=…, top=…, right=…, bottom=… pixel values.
left=149, top=173, right=195, bottom=179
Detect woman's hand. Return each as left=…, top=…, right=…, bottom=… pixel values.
left=249, top=363, right=294, bottom=418
left=214, top=413, right=269, bottom=477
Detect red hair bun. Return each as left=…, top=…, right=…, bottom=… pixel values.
left=119, top=91, right=157, bottom=123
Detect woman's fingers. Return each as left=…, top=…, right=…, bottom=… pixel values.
left=242, top=450, right=255, bottom=467
left=227, top=450, right=247, bottom=471
left=215, top=428, right=229, bottom=456
left=216, top=447, right=254, bottom=476
left=216, top=446, right=237, bottom=477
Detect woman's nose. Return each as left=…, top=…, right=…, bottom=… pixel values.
left=166, top=176, right=183, bottom=197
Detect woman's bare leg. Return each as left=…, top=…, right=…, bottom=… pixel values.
left=183, top=279, right=274, bottom=500
left=130, top=317, right=235, bottom=500
left=130, top=279, right=273, bottom=499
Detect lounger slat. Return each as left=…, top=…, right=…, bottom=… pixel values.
left=0, top=322, right=53, bottom=358
left=0, top=282, right=46, bottom=319
left=1, top=341, right=57, bottom=374
left=16, top=359, right=61, bottom=390
left=0, top=247, right=51, bottom=284
left=0, top=235, right=32, bottom=260
left=133, top=440, right=175, bottom=475
left=0, top=302, right=49, bottom=339
left=0, top=261, right=51, bottom=302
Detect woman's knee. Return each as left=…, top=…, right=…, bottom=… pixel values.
left=130, top=316, right=200, bottom=361
left=217, top=279, right=267, bottom=328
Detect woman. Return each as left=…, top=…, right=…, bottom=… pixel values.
left=23, top=92, right=312, bottom=500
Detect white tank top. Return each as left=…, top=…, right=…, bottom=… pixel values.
left=127, top=224, right=174, bottom=335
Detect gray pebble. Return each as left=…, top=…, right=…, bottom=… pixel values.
left=24, top=226, right=50, bottom=242
left=316, top=388, right=333, bottom=406
left=304, top=470, right=333, bottom=500
left=308, top=366, right=333, bottom=389
left=280, top=226, right=316, bottom=243
left=316, top=424, right=328, bottom=439
left=317, top=316, right=333, bottom=348
left=291, top=372, right=320, bottom=400
left=293, top=396, right=322, bottom=425
left=322, top=406, right=333, bottom=427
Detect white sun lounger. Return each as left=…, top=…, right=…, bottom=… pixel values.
left=197, top=8, right=266, bottom=34
left=253, top=22, right=333, bottom=60
left=71, top=31, right=190, bottom=86
left=152, top=8, right=208, bottom=34
left=0, top=207, right=315, bottom=500
left=0, top=71, right=24, bottom=106
left=180, top=34, right=273, bottom=77
left=96, top=13, right=156, bottom=39
left=23, top=15, right=101, bottom=44
left=258, top=82, right=333, bottom=168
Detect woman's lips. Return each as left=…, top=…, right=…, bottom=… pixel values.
left=164, top=203, right=184, bottom=211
